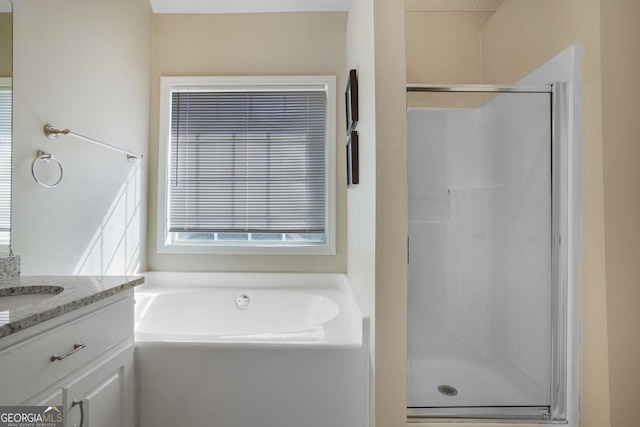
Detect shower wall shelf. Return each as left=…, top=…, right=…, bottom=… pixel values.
left=43, top=124, right=143, bottom=161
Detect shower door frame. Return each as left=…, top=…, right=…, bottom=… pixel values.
left=406, top=83, right=569, bottom=423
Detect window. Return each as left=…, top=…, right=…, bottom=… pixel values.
left=157, top=76, right=336, bottom=255
left=0, top=78, right=11, bottom=251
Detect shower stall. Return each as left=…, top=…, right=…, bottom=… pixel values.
left=406, top=84, right=569, bottom=422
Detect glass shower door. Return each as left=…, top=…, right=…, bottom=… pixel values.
left=407, top=89, right=555, bottom=419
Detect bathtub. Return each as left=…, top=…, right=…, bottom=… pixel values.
left=134, top=272, right=368, bottom=427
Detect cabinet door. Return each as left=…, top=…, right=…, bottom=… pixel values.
left=65, top=345, right=133, bottom=427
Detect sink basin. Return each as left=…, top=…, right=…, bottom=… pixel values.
left=0, top=286, right=64, bottom=311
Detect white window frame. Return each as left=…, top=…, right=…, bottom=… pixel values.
left=157, top=76, right=336, bottom=255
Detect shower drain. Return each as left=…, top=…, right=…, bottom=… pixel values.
left=437, top=385, right=458, bottom=396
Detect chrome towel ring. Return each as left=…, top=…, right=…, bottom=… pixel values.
left=32, top=150, right=64, bottom=188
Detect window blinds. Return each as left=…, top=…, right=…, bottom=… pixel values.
left=0, top=86, right=11, bottom=246
left=168, top=89, right=327, bottom=234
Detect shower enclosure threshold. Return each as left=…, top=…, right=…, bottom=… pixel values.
left=407, top=406, right=567, bottom=423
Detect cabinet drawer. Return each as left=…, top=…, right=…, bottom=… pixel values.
left=0, top=297, right=132, bottom=403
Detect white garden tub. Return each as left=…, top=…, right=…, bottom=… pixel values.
left=134, top=272, right=368, bottom=427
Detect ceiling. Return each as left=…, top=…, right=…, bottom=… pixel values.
left=406, top=0, right=504, bottom=11
left=149, top=0, right=504, bottom=14
left=150, top=0, right=349, bottom=14
left=0, top=0, right=10, bottom=13
left=0, top=0, right=506, bottom=14
left=0, top=0, right=505, bottom=15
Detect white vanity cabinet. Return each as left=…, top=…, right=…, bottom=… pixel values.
left=0, top=290, right=135, bottom=427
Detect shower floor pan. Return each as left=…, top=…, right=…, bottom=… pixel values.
left=407, top=356, right=551, bottom=420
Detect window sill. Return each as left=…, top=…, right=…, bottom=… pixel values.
left=157, top=242, right=336, bottom=256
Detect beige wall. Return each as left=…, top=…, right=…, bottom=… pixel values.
left=373, top=1, right=407, bottom=426
left=405, top=12, right=490, bottom=108
left=405, top=11, right=490, bottom=85
left=345, top=0, right=377, bottom=421
left=148, top=12, right=348, bottom=273
left=346, top=0, right=376, bottom=306
left=601, top=1, right=640, bottom=426
left=481, top=1, right=610, bottom=427
left=12, top=0, right=151, bottom=275
left=346, top=0, right=407, bottom=425
left=0, top=13, right=10, bottom=77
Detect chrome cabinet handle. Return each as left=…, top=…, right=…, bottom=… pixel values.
left=50, top=342, right=87, bottom=362
left=72, top=399, right=84, bottom=427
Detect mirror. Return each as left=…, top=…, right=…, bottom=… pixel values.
left=0, top=0, right=10, bottom=254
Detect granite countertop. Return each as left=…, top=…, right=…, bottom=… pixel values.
left=0, top=275, right=145, bottom=339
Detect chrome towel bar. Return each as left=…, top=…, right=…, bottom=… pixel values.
left=44, top=124, right=143, bottom=161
